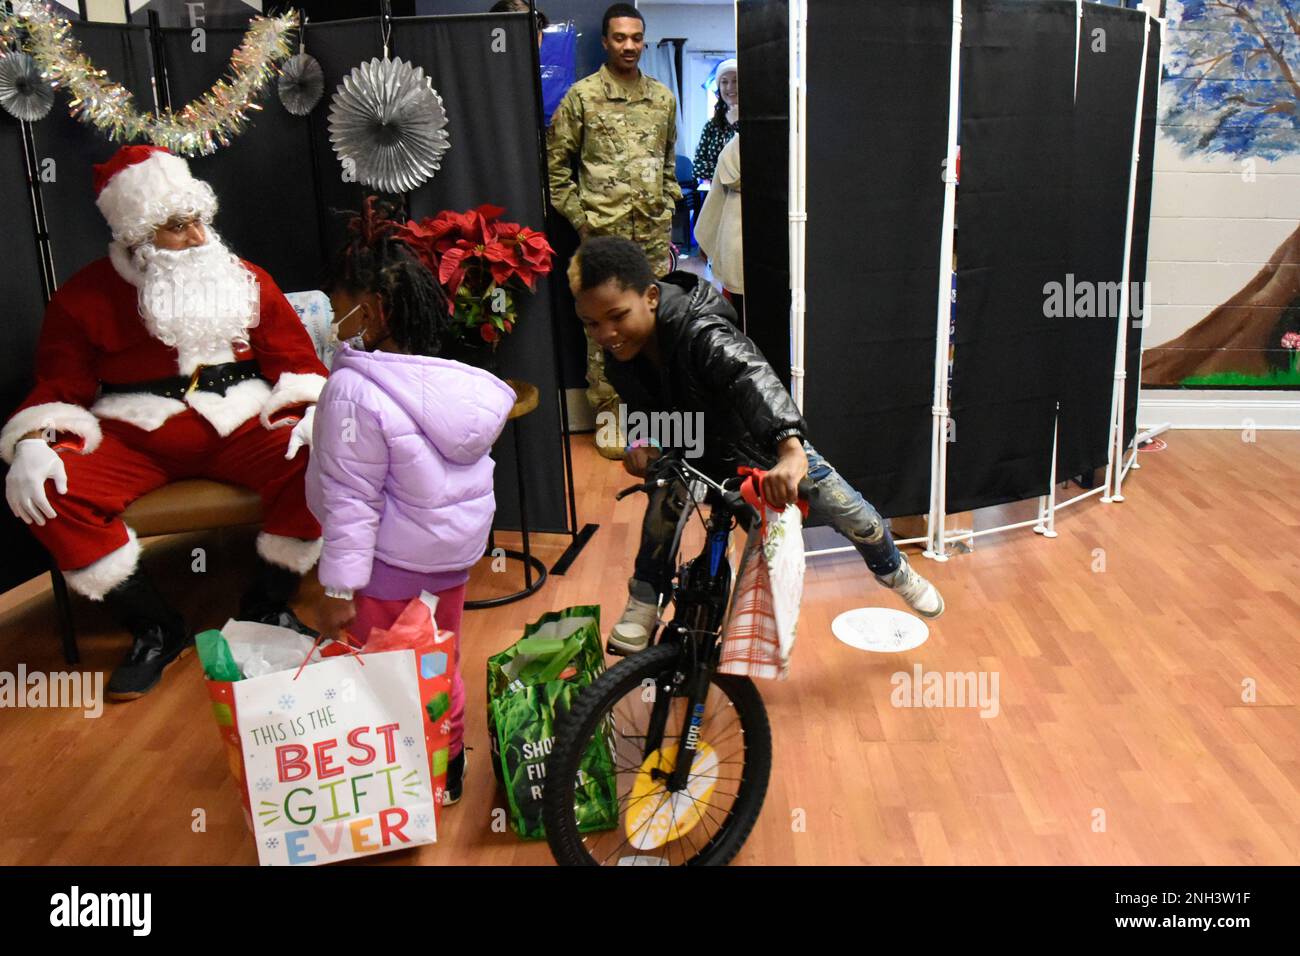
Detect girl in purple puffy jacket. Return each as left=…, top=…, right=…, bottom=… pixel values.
left=305, top=200, right=516, bottom=806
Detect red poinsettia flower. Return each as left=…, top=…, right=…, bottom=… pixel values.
left=499, top=227, right=554, bottom=289
left=438, top=242, right=477, bottom=309
left=392, top=215, right=458, bottom=263
left=395, top=204, right=556, bottom=327
left=482, top=239, right=523, bottom=285
left=515, top=226, right=554, bottom=270
left=457, top=205, right=506, bottom=244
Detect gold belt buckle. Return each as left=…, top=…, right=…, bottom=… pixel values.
left=184, top=365, right=206, bottom=397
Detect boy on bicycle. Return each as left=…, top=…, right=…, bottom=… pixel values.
left=568, top=236, right=945, bottom=653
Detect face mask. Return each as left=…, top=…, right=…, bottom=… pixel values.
left=329, top=303, right=368, bottom=352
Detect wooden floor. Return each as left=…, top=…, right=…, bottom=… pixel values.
left=1, top=430, right=1297, bottom=865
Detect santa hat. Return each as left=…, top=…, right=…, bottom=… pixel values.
left=93, top=145, right=218, bottom=247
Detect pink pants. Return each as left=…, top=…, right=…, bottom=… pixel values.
left=352, top=583, right=467, bottom=758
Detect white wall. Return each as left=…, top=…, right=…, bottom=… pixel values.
left=640, top=2, right=736, bottom=171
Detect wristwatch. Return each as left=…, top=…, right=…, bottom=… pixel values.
left=773, top=427, right=804, bottom=447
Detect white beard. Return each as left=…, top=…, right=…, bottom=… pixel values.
left=132, top=231, right=260, bottom=372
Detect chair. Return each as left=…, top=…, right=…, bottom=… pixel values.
left=673, top=154, right=702, bottom=252
left=49, top=291, right=333, bottom=664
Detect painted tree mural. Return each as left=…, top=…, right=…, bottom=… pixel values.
left=1144, top=0, right=1300, bottom=386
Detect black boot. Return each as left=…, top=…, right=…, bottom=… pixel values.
left=239, top=557, right=318, bottom=638
left=443, top=749, right=467, bottom=807
left=103, top=571, right=193, bottom=701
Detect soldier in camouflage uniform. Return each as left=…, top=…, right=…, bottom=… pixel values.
left=547, top=3, right=681, bottom=459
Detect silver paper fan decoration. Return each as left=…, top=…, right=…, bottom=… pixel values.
left=278, top=52, right=324, bottom=116
left=328, top=57, right=449, bottom=194
left=0, top=52, right=54, bottom=122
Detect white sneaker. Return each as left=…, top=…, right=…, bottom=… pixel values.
left=876, top=555, right=945, bottom=618
left=609, top=579, right=659, bottom=654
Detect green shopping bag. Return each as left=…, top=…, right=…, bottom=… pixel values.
left=487, top=605, right=618, bottom=840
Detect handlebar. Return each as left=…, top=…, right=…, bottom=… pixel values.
left=614, top=455, right=812, bottom=518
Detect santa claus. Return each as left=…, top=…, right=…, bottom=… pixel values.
left=2, top=144, right=328, bottom=700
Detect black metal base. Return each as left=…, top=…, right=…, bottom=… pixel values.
left=50, top=567, right=79, bottom=665
left=464, top=550, right=549, bottom=609
left=549, top=522, right=599, bottom=576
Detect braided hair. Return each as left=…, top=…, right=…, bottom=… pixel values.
left=328, top=197, right=451, bottom=357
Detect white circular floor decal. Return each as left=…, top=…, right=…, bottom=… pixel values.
left=832, top=608, right=929, bottom=653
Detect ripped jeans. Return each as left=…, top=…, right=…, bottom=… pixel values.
left=633, top=441, right=903, bottom=598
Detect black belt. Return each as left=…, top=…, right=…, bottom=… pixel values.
left=99, top=360, right=265, bottom=401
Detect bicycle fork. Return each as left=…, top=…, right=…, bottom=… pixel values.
left=638, top=631, right=714, bottom=793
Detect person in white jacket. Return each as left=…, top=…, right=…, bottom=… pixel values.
left=694, top=134, right=745, bottom=324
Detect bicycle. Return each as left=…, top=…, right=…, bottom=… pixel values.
left=543, top=453, right=795, bottom=866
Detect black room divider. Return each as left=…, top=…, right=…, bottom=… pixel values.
left=1055, top=2, right=1146, bottom=486
left=30, top=22, right=155, bottom=287
left=162, top=26, right=324, bottom=293
left=803, top=0, right=950, bottom=520
left=947, top=0, right=1076, bottom=515
left=737, top=0, right=1157, bottom=526
left=737, top=0, right=792, bottom=390
left=0, top=117, right=53, bottom=594
left=394, top=13, right=567, bottom=531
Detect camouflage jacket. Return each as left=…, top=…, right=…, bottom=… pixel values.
left=547, top=65, right=683, bottom=233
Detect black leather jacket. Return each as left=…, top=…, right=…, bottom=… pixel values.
left=602, top=272, right=809, bottom=478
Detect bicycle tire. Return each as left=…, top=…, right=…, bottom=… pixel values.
left=543, top=643, right=772, bottom=866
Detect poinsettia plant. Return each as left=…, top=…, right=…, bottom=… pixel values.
left=393, top=204, right=554, bottom=347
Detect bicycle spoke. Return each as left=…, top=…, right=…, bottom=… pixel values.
left=596, top=788, right=672, bottom=866
left=556, top=638, right=766, bottom=865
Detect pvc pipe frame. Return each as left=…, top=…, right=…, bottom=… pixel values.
left=923, top=0, right=963, bottom=563
left=788, top=0, right=808, bottom=411
left=1101, top=13, right=1152, bottom=507
left=788, top=3, right=1160, bottom=562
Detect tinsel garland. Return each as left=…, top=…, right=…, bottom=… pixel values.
left=0, top=3, right=298, bottom=156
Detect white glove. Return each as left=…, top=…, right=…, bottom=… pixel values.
left=5, top=438, right=68, bottom=526
left=284, top=405, right=316, bottom=460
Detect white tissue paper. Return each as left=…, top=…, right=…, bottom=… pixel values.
left=221, top=619, right=326, bottom=679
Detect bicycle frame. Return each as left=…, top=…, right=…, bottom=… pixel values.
left=629, top=458, right=755, bottom=794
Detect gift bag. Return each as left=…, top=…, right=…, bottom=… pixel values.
left=719, top=471, right=808, bottom=681
left=201, top=594, right=452, bottom=866
left=486, top=605, right=618, bottom=840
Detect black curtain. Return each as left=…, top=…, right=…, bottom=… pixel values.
left=946, top=0, right=1076, bottom=515
left=409, top=2, right=618, bottom=396
left=803, top=0, right=950, bottom=519
left=297, top=17, right=386, bottom=268
left=737, top=0, right=791, bottom=389
left=394, top=13, right=567, bottom=531
left=30, top=23, right=155, bottom=285
left=415, top=0, right=615, bottom=80
left=0, top=117, right=56, bottom=593
left=1125, top=19, right=1160, bottom=448
left=1056, top=4, right=1146, bottom=483
left=160, top=26, right=324, bottom=292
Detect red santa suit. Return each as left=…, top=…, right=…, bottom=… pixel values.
left=0, top=146, right=327, bottom=600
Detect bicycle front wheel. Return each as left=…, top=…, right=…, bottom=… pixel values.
left=543, top=643, right=772, bottom=866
